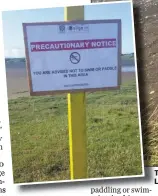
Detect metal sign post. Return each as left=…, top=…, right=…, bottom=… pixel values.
left=64, top=6, right=87, bottom=180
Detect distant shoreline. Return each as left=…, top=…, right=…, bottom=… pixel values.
left=5, top=54, right=135, bottom=99
left=6, top=71, right=135, bottom=100
left=4, top=53, right=134, bottom=60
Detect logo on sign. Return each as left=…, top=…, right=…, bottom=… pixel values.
left=58, top=24, right=89, bottom=34
left=68, top=26, right=73, bottom=31
left=67, top=24, right=89, bottom=33
left=59, top=25, right=65, bottom=33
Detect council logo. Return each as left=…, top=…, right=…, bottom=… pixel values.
left=59, top=25, right=65, bottom=33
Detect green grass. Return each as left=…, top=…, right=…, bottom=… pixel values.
left=9, top=79, right=143, bottom=183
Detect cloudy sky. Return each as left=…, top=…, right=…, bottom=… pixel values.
left=2, top=1, right=134, bottom=58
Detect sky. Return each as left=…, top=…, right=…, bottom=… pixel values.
left=2, top=2, right=134, bottom=58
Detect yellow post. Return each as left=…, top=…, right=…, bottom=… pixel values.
left=64, top=6, right=87, bottom=180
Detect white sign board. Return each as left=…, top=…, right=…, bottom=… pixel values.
left=23, top=20, right=121, bottom=95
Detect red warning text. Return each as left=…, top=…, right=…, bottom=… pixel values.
left=30, top=38, right=116, bottom=52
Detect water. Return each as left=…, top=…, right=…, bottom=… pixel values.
left=122, top=66, right=135, bottom=72
left=5, top=58, right=135, bottom=72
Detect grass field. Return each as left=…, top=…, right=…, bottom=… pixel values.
left=8, top=78, right=143, bottom=183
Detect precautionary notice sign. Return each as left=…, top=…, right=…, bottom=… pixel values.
left=23, top=20, right=121, bottom=95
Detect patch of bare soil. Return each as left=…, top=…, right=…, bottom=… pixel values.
left=92, top=0, right=158, bottom=166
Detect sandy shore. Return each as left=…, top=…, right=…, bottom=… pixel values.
left=6, top=68, right=136, bottom=99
